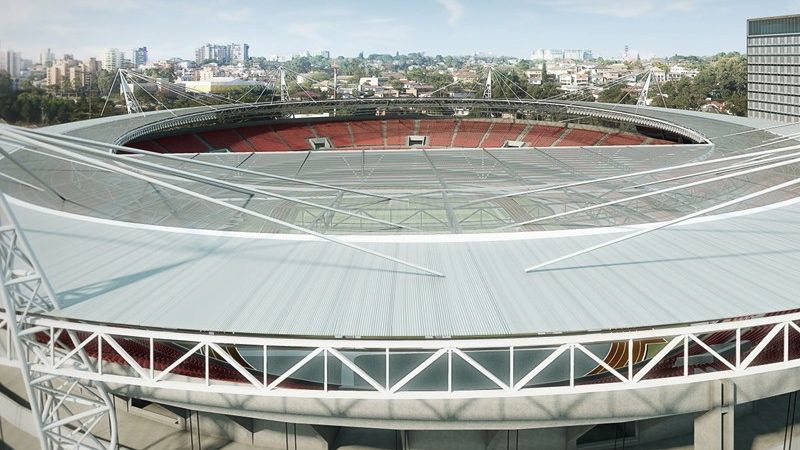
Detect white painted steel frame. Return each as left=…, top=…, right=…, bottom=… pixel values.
left=0, top=193, right=117, bottom=449
left=0, top=311, right=798, bottom=400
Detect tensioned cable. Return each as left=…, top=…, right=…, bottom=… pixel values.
left=126, top=74, right=178, bottom=117
left=525, top=164, right=800, bottom=273
left=463, top=140, right=800, bottom=206
left=19, top=129, right=418, bottom=231
left=99, top=70, right=121, bottom=117
left=28, top=129, right=395, bottom=201
left=128, top=70, right=250, bottom=105
left=0, top=128, right=445, bottom=277
left=498, top=151, right=800, bottom=230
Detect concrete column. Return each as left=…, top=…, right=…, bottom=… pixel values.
left=694, top=380, right=735, bottom=450
left=253, top=419, right=328, bottom=449
left=487, top=427, right=568, bottom=450
left=406, top=429, right=489, bottom=450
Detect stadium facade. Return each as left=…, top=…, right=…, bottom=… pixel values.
left=1, top=98, right=800, bottom=449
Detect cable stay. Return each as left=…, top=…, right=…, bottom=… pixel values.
left=498, top=151, right=800, bottom=230
left=463, top=140, right=800, bottom=206
left=17, top=129, right=418, bottom=231
left=28, top=128, right=396, bottom=201
left=525, top=168, right=800, bottom=273
left=0, top=128, right=445, bottom=278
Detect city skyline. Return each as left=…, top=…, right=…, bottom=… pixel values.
left=2, top=0, right=800, bottom=62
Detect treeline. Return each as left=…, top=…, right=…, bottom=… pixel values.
left=0, top=71, right=96, bottom=125
left=578, top=53, right=747, bottom=116
left=656, top=53, right=747, bottom=115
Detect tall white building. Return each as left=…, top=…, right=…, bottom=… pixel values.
left=39, top=48, right=55, bottom=67
left=0, top=50, right=22, bottom=77
left=101, top=48, right=125, bottom=71
left=195, top=43, right=249, bottom=65
left=229, top=43, right=249, bottom=65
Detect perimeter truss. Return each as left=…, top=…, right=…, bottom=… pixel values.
left=0, top=310, right=798, bottom=400
left=0, top=193, right=117, bottom=449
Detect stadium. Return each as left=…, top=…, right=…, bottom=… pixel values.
left=2, top=88, right=800, bottom=449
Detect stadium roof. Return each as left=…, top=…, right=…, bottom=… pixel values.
left=3, top=100, right=800, bottom=338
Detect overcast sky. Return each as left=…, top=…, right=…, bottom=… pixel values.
left=2, top=0, right=800, bottom=61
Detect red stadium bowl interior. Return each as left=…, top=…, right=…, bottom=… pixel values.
left=127, top=118, right=677, bottom=154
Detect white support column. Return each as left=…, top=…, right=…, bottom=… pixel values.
left=0, top=192, right=117, bottom=449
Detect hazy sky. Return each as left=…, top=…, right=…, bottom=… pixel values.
left=1, top=0, right=800, bottom=61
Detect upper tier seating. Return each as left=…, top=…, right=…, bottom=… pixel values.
left=349, top=121, right=384, bottom=147
left=128, top=120, right=674, bottom=153
left=521, top=125, right=565, bottom=147
left=239, top=125, right=291, bottom=152
left=200, top=129, right=256, bottom=152
left=481, top=123, right=526, bottom=147
left=452, top=121, right=492, bottom=148
left=555, top=129, right=608, bottom=147
left=273, top=123, right=315, bottom=149
left=417, top=120, right=457, bottom=147
left=313, top=122, right=354, bottom=148
left=155, top=134, right=208, bottom=153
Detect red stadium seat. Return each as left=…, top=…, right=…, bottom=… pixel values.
left=452, top=121, right=492, bottom=148
left=314, top=122, right=354, bottom=148
left=155, top=134, right=208, bottom=153
left=350, top=121, right=384, bottom=147
left=418, top=120, right=456, bottom=147
left=481, top=122, right=527, bottom=148
left=199, top=129, right=255, bottom=152
left=239, top=125, right=291, bottom=152
left=521, top=125, right=565, bottom=147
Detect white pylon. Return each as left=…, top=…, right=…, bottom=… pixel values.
left=637, top=70, right=652, bottom=107
left=483, top=67, right=493, bottom=99
left=118, top=69, right=143, bottom=115
left=279, top=66, right=289, bottom=102
left=0, top=191, right=118, bottom=449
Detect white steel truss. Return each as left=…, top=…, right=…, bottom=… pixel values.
left=0, top=309, right=797, bottom=400
left=0, top=193, right=117, bottom=449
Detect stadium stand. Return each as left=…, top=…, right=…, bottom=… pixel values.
left=127, top=139, right=170, bottom=153
left=239, top=125, right=291, bottom=151
left=452, top=121, right=492, bottom=148
left=386, top=119, right=416, bottom=147
left=273, top=123, right=315, bottom=149
left=521, top=125, right=567, bottom=147
left=481, top=122, right=527, bottom=147
left=128, top=120, right=674, bottom=153
left=555, top=128, right=608, bottom=147
left=350, top=120, right=385, bottom=147
left=602, top=133, right=647, bottom=146
left=314, top=122, right=354, bottom=148
left=418, top=120, right=457, bottom=147
left=155, top=134, right=208, bottom=153
left=200, top=129, right=256, bottom=152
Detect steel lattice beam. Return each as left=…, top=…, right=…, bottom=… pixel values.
left=0, top=192, right=117, bottom=449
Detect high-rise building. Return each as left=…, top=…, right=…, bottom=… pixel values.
left=46, top=55, right=100, bottom=89
left=195, top=44, right=229, bottom=65
left=747, top=14, right=800, bottom=122
left=195, top=43, right=249, bottom=65
left=0, top=50, right=22, bottom=77
left=532, top=49, right=592, bottom=62
left=129, top=47, right=148, bottom=68
left=101, top=48, right=125, bottom=71
left=229, top=43, right=249, bottom=65
left=39, top=48, right=55, bottom=67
